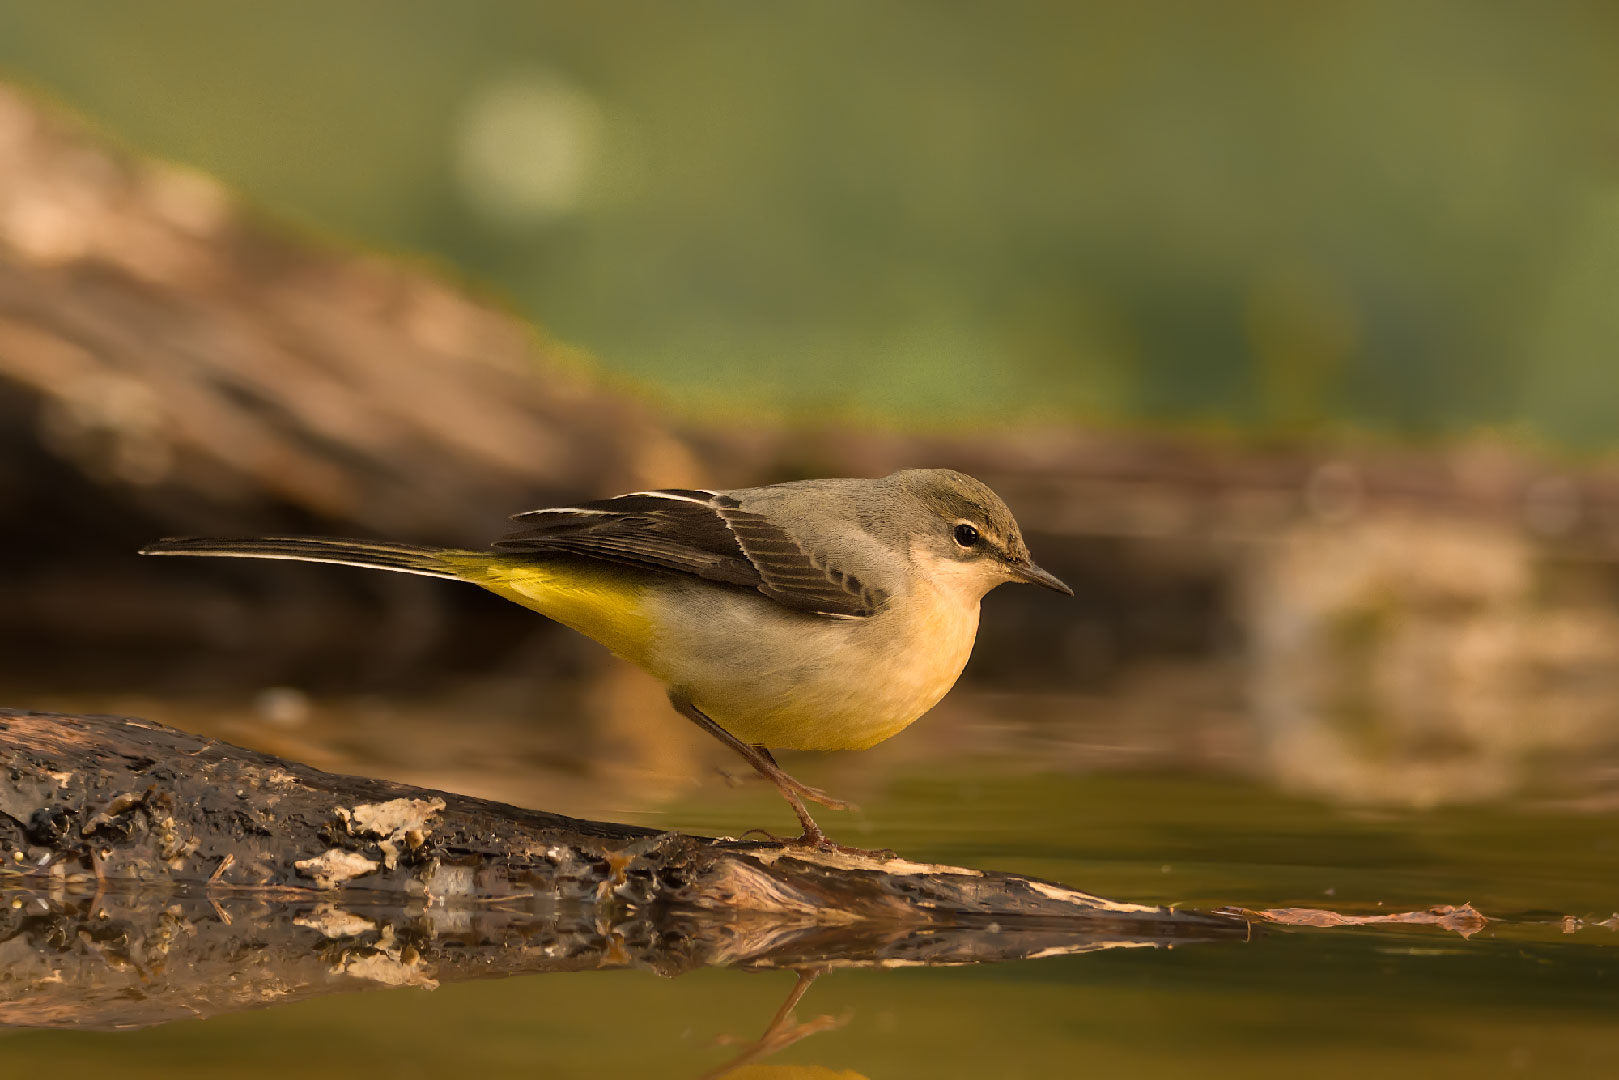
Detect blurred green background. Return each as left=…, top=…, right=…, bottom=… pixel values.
left=2, top=0, right=1615, bottom=436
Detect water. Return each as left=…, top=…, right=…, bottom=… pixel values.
left=2, top=700, right=1615, bottom=1078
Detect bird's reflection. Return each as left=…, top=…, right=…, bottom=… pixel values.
left=701, top=970, right=849, bottom=1079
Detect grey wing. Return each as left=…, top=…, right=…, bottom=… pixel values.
left=493, top=489, right=887, bottom=618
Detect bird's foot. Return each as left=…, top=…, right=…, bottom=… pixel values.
left=797, top=832, right=899, bottom=860
left=810, top=838, right=899, bottom=860
left=740, top=825, right=895, bottom=861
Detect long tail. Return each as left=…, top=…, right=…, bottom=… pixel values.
left=139, top=536, right=473, bottom=580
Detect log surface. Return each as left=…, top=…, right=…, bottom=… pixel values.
left=0, top=708, right=1212, bottom=921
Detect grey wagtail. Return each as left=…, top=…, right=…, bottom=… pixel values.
left=141, top=468, right=1071, bottom=851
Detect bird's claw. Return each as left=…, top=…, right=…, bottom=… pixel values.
left=798, top=834, right=897, bottom=860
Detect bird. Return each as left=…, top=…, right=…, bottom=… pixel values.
left=141, top=468, right=1071, bottom=852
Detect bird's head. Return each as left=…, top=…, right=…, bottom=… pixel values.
left=888, top=469, right=1072, bottom=602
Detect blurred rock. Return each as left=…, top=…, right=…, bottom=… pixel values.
left=1246, top=516, right=1619, bottom=805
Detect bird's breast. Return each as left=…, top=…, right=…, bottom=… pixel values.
left=643, top=577, right=982, bottom=752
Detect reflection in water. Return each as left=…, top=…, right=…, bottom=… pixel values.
left=0, top=884, right=1244, bottom=1032
left=0, top=882, right=1248, bottom=1076
left=700, top=971, right=848, bottom=1080
left=5, top=879, right=1610, bottom=1078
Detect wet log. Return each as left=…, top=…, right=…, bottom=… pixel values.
left=0, top=707, right=1244, bottom=1030
left=0, top=708, right=1238, bottom=922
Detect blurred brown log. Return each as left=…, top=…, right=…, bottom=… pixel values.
left=0, top=85, right=698, bottom=538
left=0, top=84, right=704, bottom=687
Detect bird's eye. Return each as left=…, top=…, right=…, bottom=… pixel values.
left=953, top=523, right=980, bottom=548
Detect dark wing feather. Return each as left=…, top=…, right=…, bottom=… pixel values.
left=714, top=502, right=885, bottom=616
left=494, top=490, right=885, bottom=617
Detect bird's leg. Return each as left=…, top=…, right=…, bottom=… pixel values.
left=668, top=693, right=858, bottom=850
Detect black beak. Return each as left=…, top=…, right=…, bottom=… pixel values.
left=1009, top=559, right=1073, bottom=596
